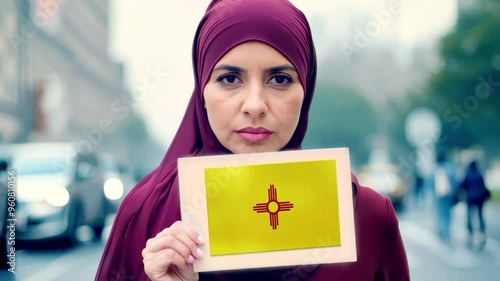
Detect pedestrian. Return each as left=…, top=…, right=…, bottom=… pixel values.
left=432, top=152, right=458, bottom=244
left=412, top=170, right=424, bottom=208
left=461, top=160, right=490, bottom=248
left=95, top=0, right=410, bottom=280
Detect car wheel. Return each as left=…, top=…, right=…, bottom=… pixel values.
left=91, top=199, right=107, bottom=241
left=92, top=226, right=104, bottom=240
left=64, top=201, right=83, bottom=246
left=0, top=236, right=8, bottom=269
left=0, top=217, right=8, bottom=267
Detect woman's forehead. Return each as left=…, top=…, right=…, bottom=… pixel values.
left=213, top=41, right=292, bottom=68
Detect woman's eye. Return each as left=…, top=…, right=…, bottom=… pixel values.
left=217, top=74, right=241, bottom=84
left=269, top=74, right=292, bottom=85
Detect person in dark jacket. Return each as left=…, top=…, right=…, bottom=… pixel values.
left=461, top=160, right=489, bottom=248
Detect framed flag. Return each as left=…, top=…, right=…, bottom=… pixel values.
left=178, top=147, right=356, bottom=272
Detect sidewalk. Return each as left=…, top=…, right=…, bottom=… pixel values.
left=400, top=199, right=500, bottom=250
left=475, top=201, right=500, bottom=241
left=399, top=200, right=500, bottom=270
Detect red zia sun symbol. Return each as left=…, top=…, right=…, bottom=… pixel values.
left=252, top=184, right=294, bottom=230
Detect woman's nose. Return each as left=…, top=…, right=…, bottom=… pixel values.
left=241, top=83, right=268, bottom=118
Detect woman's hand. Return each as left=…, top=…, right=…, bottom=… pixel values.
left=142, top=221, right=205, bottom=281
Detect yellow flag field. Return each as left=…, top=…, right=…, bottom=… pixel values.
left=204, top=159, right=341, bottom=256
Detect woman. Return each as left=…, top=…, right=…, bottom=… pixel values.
left=432, top=152, right=458, bottom=243
left=461, top=160, right=489, bottom=248
left=95, top=0, right=410, bottom=280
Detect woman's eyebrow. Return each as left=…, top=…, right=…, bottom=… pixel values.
left=212, top=64, right=246, bottom=73
left=212, top=64, right=297, bottom=73
left=266, top=65, right=296, bottom=73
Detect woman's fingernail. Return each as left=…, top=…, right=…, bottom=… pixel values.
left=196, top=248, right=204, bottom=257
left=197, top=235, right=205, bottom=244
left=188, top=255, right=195, bottom=263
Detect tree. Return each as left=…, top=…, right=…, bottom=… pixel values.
left=117, top=110, right=166, bottom=179
left=303, top=82, right=377, bottom=168
left=427, top=0, right=500, bottom=155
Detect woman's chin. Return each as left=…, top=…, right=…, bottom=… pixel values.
left=228, top=144, right=279, bottom=154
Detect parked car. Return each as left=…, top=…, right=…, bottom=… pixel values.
left=0, top=143, right=109, bottom=245
left=357, top=162, right=408, bottom=211
left=0, top=160, right=11, bottom=269
left=0, top=160, right=16, bottom=279
left=99, top=153, right=136, bottom=212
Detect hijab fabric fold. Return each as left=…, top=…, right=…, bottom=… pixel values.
left=95, top=1, right=317, bottom=280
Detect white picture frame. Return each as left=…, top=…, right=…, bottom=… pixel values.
left=178, top=148, right=356, bottom=272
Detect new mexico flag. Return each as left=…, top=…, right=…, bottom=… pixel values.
left=204, top=159, right=341, bottom=256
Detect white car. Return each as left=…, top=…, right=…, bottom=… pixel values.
left=99, top=153, right=137, bottom=212
left=357, top=162, right=408, bottom=211
left=0, top=143, right=109, bottom=245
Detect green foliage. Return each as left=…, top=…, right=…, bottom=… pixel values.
left=386, top=92, right=421, bottom=155
left=427, top=0, right=500, bottom=153
left=491, top=189, right=500, bottom=203
left=388, top=86, right=455, bottom=151
left=119, top=110, right=150, bottom=143
left=117, top=110, right=166, bottom=178
left=303, top=82, right=377, bottom=167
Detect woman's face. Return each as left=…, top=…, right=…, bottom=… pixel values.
left=204, top=41, right=304, bottom=154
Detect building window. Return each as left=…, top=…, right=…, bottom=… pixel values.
left=0, top=3, right=19, bottom=103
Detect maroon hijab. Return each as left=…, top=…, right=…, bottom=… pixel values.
left=95, top=0, right=316, bottom=280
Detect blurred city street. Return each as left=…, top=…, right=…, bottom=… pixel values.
left=1, top=0, right=499, bottom=280
left=12, top=201, right=500, bottom=281
left=401, top=201, right=500, bottom=281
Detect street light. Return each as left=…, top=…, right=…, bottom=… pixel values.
left=405, top=107, right=442, bottom=177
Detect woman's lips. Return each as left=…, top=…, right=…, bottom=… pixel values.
left=236, top=127, right=273, bottom=143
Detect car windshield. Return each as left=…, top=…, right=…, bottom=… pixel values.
left=13, top=154, right=74, bottom=176
left=100, top=155, right=119, bottom=173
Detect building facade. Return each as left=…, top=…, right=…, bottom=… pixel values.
left=0, top=0, right=30, bottom=143
left=0, top=0, right=131, bottom=158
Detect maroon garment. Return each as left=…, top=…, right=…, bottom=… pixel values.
left=95, top=0, right=409, bottom=280
left=309, top=184, right=410, bottom=281
left=96, top=1, right=316, bottom=280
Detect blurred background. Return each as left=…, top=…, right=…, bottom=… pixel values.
left=0, top=0, right=499, bottom=280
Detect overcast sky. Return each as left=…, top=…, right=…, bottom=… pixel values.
left=109, top=0, right=457, bottom=147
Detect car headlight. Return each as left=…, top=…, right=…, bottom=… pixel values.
left=45, top=186, right=70, bottom=207
left=104, top=178, right=124, bottom=200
